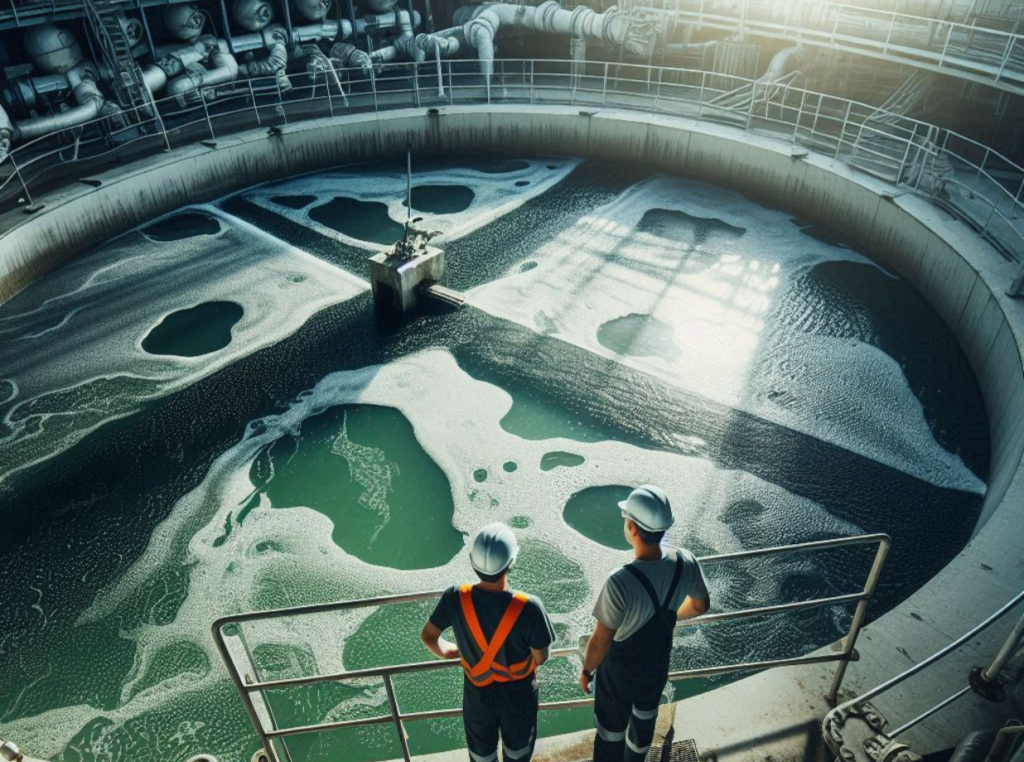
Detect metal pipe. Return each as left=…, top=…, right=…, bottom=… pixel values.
left=982, top=610, right=1024, bottom=683
left=166, top=50, right=239, bottom=99
left=830, top=590, right=1024, bottom=717
left=826, top=535, right=891, bottom=704
left=13, top=65, right=105, bottom=141
left=983, top=723, right=1024, bottom=762
left=330, top=41, right=372, bottom=72
left=885, top=685, right=972, bottom=738
left=456, top=2, right=652, bottom=76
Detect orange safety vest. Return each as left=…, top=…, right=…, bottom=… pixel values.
left=458, top=584, right=537, bottom=688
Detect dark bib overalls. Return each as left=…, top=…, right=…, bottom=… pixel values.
left=593, top=555, right=684, bottom=762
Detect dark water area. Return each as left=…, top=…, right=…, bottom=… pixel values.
left=404, top=184, right=475, bottom=214
left=540, top=451, right=586, bottom=471
left=309, top=197, right=404, bottom=244
left=563, top=485, right=633, bottom=550
left=770, top=260, right=990, bottom=479
left=141, top=212, right=221, bottom=241
left=142, top=301, right=243, bottom=357
left=271, top=194, right=318, bottom=209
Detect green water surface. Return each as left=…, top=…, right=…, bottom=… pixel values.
left=250, top=404, right=463, bottom=569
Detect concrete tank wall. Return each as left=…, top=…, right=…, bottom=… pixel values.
left=0, top=103, right=1021, bottom=756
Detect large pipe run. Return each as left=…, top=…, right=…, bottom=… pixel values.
left=12, top=63, right=105, bottom=141
left=454, top=2, right=652, bottom=76
left=166, top=50, right=240, bottom=101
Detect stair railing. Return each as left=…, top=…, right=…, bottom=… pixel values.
left=213, top=533, right=890, bottom=762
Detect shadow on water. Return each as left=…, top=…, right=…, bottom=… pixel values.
left=142, top=301, right=243, bottom=357
left=141, top=212, right=222, bottom=242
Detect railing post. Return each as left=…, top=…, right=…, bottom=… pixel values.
left=745, top=82, right=757, bottom=131
left=883, top=10, right=896, bottom=55
left=602, top=61, right=608, bottom=106
left=831, top=4, right=843, bottom=44
left=826, top=537, right=891, bottom=705
left=212, top=625, right=282, bottom=762
left=11, top=154, right=34, bottom=208
left=200, top=93, right=216, bottom=139
left=938, top=22, right=955, bottom=66
left=276, top=78, right=288, bottom=124
left=836, top=101, right=852, bottom=159
left=972, top=147, right=990, bottom=192
left=530, top=60, right=535, bottom=105
left=236, top=625, right=296, bottom=762
left=793, top=89, right=806, bottom=144
left=383, top=674, right=413, bottom=762
left=250, top=79, right=261, bottom=126
left=697, top=69, right=706, bottom=122
left=448, top=60, right=453, bottom=105
left=897, top=124, right=915, bottom=184
left=412, top=60, right=421, bottom=107
left=996, top=36, right=1016, bottom=81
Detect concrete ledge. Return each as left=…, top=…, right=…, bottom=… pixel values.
left=1, top=104, right=1021, bottom=761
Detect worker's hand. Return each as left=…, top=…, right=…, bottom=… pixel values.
left=441, top=644, right=460, bottom=660
left=579, top=669, right=593, bottom=695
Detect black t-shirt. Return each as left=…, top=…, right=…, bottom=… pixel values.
left=430, top=584, right=555, bottom=673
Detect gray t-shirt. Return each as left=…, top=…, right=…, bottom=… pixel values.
left=593, top=547, right=709, bottom=642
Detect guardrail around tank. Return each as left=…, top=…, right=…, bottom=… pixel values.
left=212, top=533, right=891, bottom=762
left=0, top=58, right=1021, bottom=294
left=647, top=0, right=1024, bottom=93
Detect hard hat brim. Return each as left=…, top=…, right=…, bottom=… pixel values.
left=619, top=505, right=674, bottom=533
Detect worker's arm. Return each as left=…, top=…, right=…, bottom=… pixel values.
left=676, top=594, right=710, bottom=621
left=420, top=621, right=460, bottom=660
left=531, top=646, right=550, bottom=666
left=579, top=621, right=616, bottom=694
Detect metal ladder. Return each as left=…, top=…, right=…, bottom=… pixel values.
left=81, top=0, right=150, bottom=122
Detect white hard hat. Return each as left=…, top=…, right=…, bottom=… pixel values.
left=470, top=522, right=519, bottom=576
left=619, top=485, right=674, bottom=532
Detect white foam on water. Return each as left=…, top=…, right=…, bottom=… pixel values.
left=468, top=174, right=984, bottom=494
left=243, top=158, right=580, bottom=249
left=0, top=209, right=366, bottom=485
left=11, top=349, right=861, bottom=759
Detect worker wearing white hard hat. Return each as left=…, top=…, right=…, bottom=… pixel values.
left=421, top=522, right=555, bottom=762
left=580, top=486, right=711, bottom=762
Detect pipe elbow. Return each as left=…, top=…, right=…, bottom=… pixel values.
left=210, top=50, right=239, bottom=79
left=330, top=42, right=372, bottom=71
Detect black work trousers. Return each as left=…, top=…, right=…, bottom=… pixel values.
left=593, top=657, right=664, bottom=762
left=463, top=675, right=539, bottom=762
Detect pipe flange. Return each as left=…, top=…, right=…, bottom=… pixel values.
left=969, top=666, right=1007, bottom=702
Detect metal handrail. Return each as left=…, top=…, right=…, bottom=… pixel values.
left=213, top=533, right=890, bottom=762
left=0, top=58, right=1020, bottom=284
left=825, top=589, right=1024, bottom=742
left=656, top=0, right=1024, bottom=91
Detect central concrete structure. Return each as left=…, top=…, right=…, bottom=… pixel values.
left=368, top=245, right=445, bottom=322
left=0, top=104, right=1021, bottom=761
